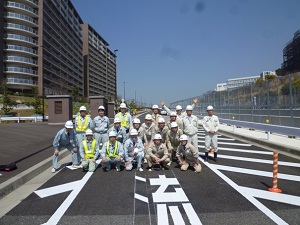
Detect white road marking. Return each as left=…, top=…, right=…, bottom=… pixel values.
left=157, top=204, right=169, bottom=225
left=199, top=157, right=288, bottom=225
left=198, top=146, right=273, bottom=155
left=134, top=193, right=149, bottom=203
left=198, top=140, right=251, bottom=146
left=35, top=180, right=80, bottom=198
left=202, top=154, right=300, bottom=168
left=169, top=206, right=185, bottom=225
left=135, top=175, right=146, bottom=182
left=182, top=203, right=202, bottom=225
left=214, top=164, right=300, bottom=182
left=40, top=172, right=93, bottom=225
left=198, top=137, right=235, bottom=141
left=239, top=186, right=300, bottom=206
left=65, top=166, right=79, bottom=170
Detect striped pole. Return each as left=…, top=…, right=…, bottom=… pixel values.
left=268, top=151, right=282, bottom=193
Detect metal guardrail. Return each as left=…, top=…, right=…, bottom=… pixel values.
left=199, top=116, right=300, bottom=137
left=0, top=116, right=48, bottom=123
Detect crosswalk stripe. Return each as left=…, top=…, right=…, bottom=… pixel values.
left=197, top=145, right=273, bottom=155
left=239, top=186, right=300, bottom=207
left=198, top=154, right=300, bottom=168
left=198, top=137, right=235, bottom=141
left=214, top=164, right=300, bottom=182
left=198, top=140, right=251, bottom=146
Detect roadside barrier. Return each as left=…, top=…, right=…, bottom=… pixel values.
left=268, top=151, right=282, bottom=193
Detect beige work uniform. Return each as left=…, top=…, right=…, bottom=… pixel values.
left=202, top=115, right=219, bottom=152
left=146, top=142, right=170, bottom=167
left=166, top=128, right=183, bottom=159
left=155, top=125, right=169, bottom=144
left=166, top=118, right=183, bottom=130
left=182, top=115, right=199, bottom=150
left=151, top=113, right=162, bottom=126
left=176, top=143, right=202, bottom=173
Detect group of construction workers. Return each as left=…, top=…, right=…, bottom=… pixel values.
left=51, top=99, right=219, bottom=173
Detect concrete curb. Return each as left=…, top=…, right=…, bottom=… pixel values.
left=0, top=149, right=69, bottom=200
left=218, top=128, right=300, bottom=157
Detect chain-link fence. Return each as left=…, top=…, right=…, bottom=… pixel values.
left=170, top=73, right=300, bottom=128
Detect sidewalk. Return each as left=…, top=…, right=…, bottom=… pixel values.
left=218, top=123, right=300, bottom=157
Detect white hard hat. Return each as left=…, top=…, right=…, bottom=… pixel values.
left=130, top=129, right=138, bottom=136
left=109, top=131, right=117, bottom=137
left=79, top=106, right=86, bottom=111
left=186, top=105, right=193, bottom=111
left=145, top=114, right=152, bottom=120
left=154, top=134, right=162, bottom=140
left=176, top=105, right=182, bottom=110
left=158, top=118, right=165, bottom=123
left=207, top=105, right=214, bottom=111
left=170, top=122, right=178, bottom=128
left=114, top=118, right=121, bottom=123
left=65, top=120, right=73, bottom=128
left=180, top=134, right=188, bottom=141
left=133, top=118, right=140, bottom=124
left=170, top=111, right=177, bottom=117
left=120, top=103, right=127, bottom=108
left=98, top=105, right=105, bottom=110
left=85, top=129, right=93, bottom=136
left=152, top=104, right=159, bottom=109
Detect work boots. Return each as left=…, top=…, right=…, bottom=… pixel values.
left=214, top=152, right=218, bottom=162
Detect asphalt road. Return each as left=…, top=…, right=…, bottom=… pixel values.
left=1, top=123, right=299, bottom=225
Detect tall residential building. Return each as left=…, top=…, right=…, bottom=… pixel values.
left=1, top=0, right=117, bottom=99
left=282, top=29, right=300, bottom=74
left=82, top=23, right=117, bottom=99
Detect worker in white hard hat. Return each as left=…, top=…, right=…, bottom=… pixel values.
left=93, top=105, right=110, bottom=148
left=182, top=105, right=199, bottom=150
left=166, top=122, right=183, bottom=164
left=124, top=129, right=144, bottom=171
left=108, top=118, right=127, bottom=145
left=176, top=135, right=202, bottom=173
left=155, top=117, right=169, bottom=144
left=151, top=104, right=162, bottom=125
left=166, top=111, right=183, bottom=130
left=141, top=114, right=156, bottom=163
left=146, top=134, right=170, bottom=171
left=131, top=118, right=145, bottom=140
left=161, top=98, right=198, bottom=119
left=202, top=105, right=219, bottom=162
left=51, top=121, right=80, bottom=173
left=101, top=131, right=124, bottom=172
left=75, top=105, right=93, bottom=148
left=115, top=103, right=132, bottom=135
left=79, top=129, right=99, bottom=172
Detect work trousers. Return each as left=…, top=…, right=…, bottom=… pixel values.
left=126, top=152, right=144, bottom=171
left=81, top=158, right=96, bottom=172
left=52, top=144, right=79, bottom=169
left=146, top=155, right=170, bottom=168
left=205, top=133, right=218, bottom=152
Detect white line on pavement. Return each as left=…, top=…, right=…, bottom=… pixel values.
left=198, top=140, right=251, bottom=146
left=198, top=137, right=235, bottom=141
left=198, top=145, right=273, bottom=155
left=35, top=180, right=80, bottom=198
left=239, top=186, right=300, bottom=207
left=198, top=157, right=288, bottom=225
left=182, top=203, right=202, bottom=225
left=135, top=175, right=146, bottom=182
left=157, top=204, right=169, bottom=225
left=169, top=206, right=185, bottom=225
left=135, top=193, right=149, bottom=203
left=214, top=164, right=300, bottom=182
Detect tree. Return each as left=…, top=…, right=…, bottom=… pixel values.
left=281, top=78, right=300, bottom=95
left=32, top=87, right=42, bottom=115
left=71, top=86, right=79, bottom=102
left=0, top=81, right=16, bottom=115
left=275, top=68, right=285, bottom=77
left=265, top=75, right=276, bottom=80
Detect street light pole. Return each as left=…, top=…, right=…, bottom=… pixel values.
left=123, top=81, right=125, bottom=102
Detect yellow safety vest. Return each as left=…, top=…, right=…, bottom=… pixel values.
left=106, top=141, right=119, bottom=158
left=82, top=139, right=96, bottom=159
left=76, top=116, right=89, bottom=132
left=118, top=112, right=130, bottom=127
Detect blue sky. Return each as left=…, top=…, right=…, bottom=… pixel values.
left=71, top=0, right=300, bottom=106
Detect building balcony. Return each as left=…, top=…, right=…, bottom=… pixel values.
left=5, top=1, right=38, bottom=16
left=4, top=12, right=38, bottom=26
left=4, top=66, right=38, bottom=76
left=5, top=44, right=37, bottom=56
left=4, top=33, right=38, bottom=46
left=6, top=77, right=37, bottom=86
left=5, top=22, right=38, bottom=36
left=4, top=56, right=37, bottom=66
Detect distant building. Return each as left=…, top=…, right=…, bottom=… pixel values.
left=282, top=29, right=300, bottom=74
left=260, top=71, right=276, bottom=80
left=227, top=76, right=259, bottom=89
left=216, top=83, right=227, bottom=91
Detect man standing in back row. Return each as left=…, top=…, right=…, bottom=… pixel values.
left=202, top=105, right=219, bottom=162
left=182, top=105, right=199, bottom=150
